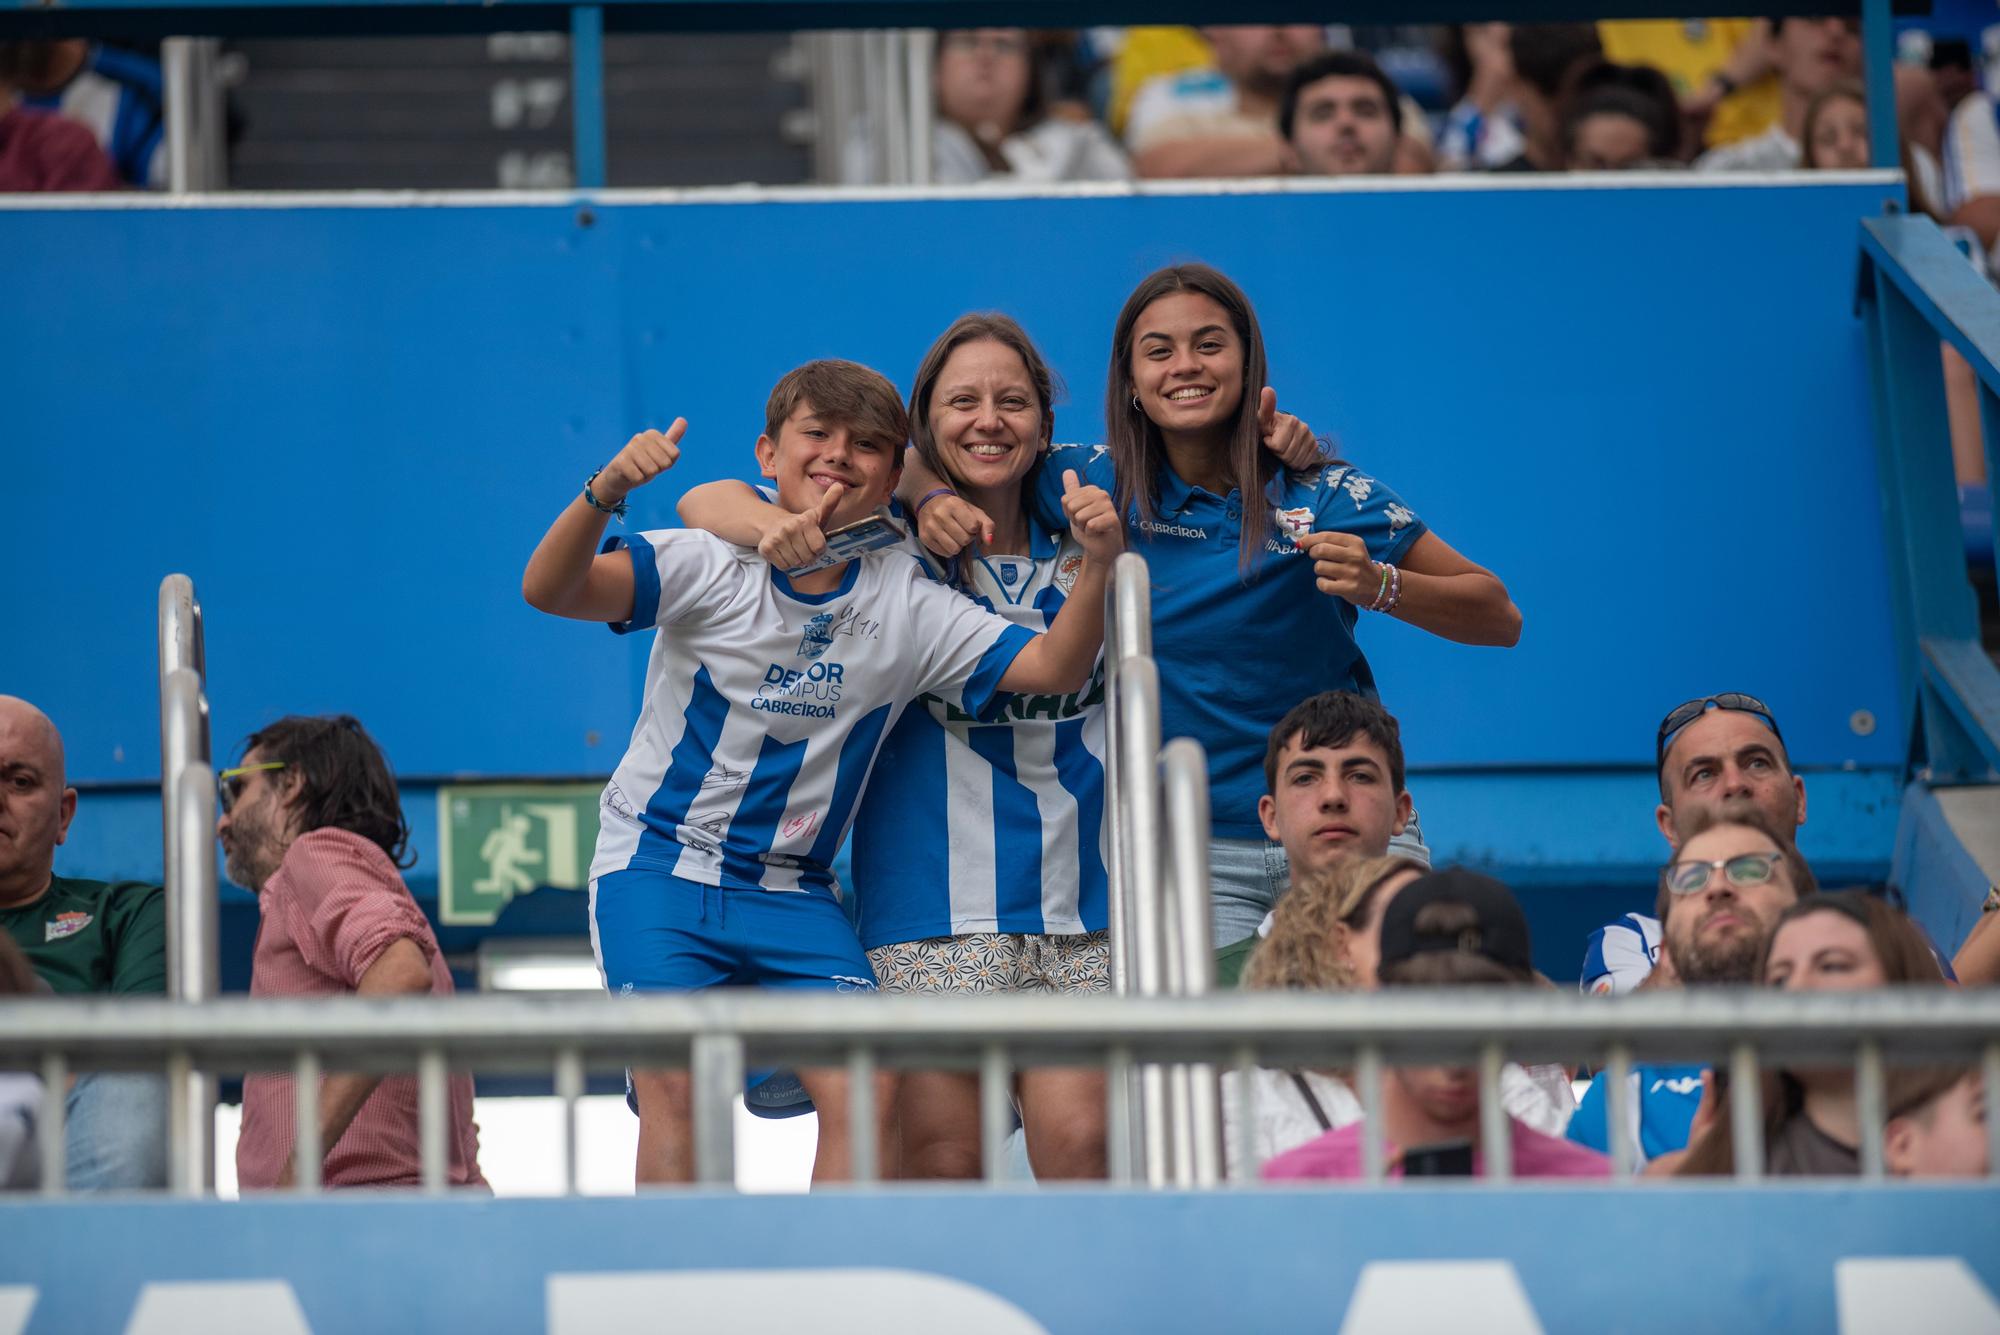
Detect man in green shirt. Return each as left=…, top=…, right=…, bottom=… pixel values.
left=0, top=695, right=167, bottom=1188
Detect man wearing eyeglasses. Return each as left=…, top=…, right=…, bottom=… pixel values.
left=1581, top=693, right=1805, bottom=997
left=0, top=695, right=167, bottom=1189
left=1567, top=808, right=1817, bottom=1167
left=217, top=714, right=486, bottom=1191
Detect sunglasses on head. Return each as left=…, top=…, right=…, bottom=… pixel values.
left=1660, top=850, right=1784, bottom=896
left=216, top=761, right=286, bottom=814
left=1655, top=693, right=1783, bottom=769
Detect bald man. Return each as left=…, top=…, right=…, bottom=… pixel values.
left=0, top=696, right=167, bottom=1189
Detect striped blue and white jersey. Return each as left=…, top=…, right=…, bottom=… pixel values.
left=588, top=529, right=1035, bottom=895
left=1580, top=912, right=1662, bottom=996
left=849, top=519, right=1108, bottom=947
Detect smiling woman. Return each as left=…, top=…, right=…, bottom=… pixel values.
left=906, top=262, right=1522, bottom=949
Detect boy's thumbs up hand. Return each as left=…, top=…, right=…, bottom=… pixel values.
left=596, top=419, right=686, bottom=505
left=759, top=480, right=844, bottom=572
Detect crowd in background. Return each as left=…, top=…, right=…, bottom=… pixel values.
left=4, top=16, right=2000, bottom=197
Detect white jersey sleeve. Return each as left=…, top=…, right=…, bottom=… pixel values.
left=904, top=574, right=1037, bottom=720
left=1579, top=913, right=1662, bottom=996
left=605, top=528, right=752, bottom=634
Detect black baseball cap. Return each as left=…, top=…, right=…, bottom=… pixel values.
left=1376, top=867, right=1534, bottom=977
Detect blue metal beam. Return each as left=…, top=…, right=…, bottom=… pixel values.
left=0, top=0, right=1913, bottom=41
left=570, top=4, right=605, bottom=190
left=1862, top=0, right=1898, bottom=170
left=1862, top=215, right=2000, bottom=401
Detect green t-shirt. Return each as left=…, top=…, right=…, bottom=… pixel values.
left=1214, top=936, right=1255, bottom=990
left=0, top=875, right=166, bottom=996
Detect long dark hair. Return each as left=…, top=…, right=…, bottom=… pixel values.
left=1105, top=263, right=1274, bottom=573
left=907, top=311, right=1060, bottom=587
left=242, top=714, right=415, bottom=868
left=1676, top=892, right=1945, bottom=1177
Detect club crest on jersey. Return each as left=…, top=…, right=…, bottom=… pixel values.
left=1274, top=506, right=1313, bottom=539
left=1055, top=553, right=1084, bottom=593
left=995, top=560, right=1022, bottom=588
left=798, top=612, right=835, bottom=660
left=45, top=911, right=91, bottom=941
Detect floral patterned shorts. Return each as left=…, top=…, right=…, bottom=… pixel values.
left=867, top=931, right=1111, bottom=995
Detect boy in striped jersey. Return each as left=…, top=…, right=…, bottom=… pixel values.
left=523, top=359, right=1122, bottom=1184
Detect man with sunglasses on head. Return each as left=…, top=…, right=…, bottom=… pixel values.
left=217, top=715, right=485, bottom=1191
left=1581, top=692, right=1804, bottom=997
left=1567, top=808, right=1817, bottom=1167
left=0, top=695, right=167, bottom=1189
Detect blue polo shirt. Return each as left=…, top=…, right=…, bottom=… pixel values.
left=1037, top=445, right=1426, bottom=836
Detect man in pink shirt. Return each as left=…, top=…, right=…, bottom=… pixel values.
left=1263, top=867, right=1608, bottom=1182
left=0, top=64, right=120, bottom=192
left=217, top=714, right=485, bottom=1190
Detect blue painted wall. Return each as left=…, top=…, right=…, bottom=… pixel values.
left=2, top=1188, right=1996, bottom=1333
left=3, top=179, right=1915, bottom=924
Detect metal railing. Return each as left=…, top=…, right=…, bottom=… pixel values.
left=5, top=988, right=1997, bottom=1193
left=156, top=574, right=218, bottom=1193
left=1859, top=213, right=2000, bottom=783
left=1102, top=553, right=1220, bottom=1187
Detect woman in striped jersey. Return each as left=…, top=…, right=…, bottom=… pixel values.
left=677, top=314, right=1119, bottom=1179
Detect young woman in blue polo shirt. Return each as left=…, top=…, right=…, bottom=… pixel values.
left=910, top=263, right=1522, bottom=947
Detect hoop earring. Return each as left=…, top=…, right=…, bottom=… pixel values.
left=1130, top=394, right=1141, bottom=412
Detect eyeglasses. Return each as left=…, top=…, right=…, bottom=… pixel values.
left=1655, top=693, right=1783, bottom=769
left=217, top=761, right=286, bottom=814
left=1660, top=851, right=1785, bottom=896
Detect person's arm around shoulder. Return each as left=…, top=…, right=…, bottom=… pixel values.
left=523, top=421, right=685, bottom=623
left=277, top=936, right=434, bottom=1187
left=995, top=472, right=1123, bottom=695
left=678, top=477, right=850, bottom=574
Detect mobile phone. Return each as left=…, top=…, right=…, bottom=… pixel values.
left=782, top=510, right=908, bottom=577
left=1401, top=1138, right=1475, bottom=1177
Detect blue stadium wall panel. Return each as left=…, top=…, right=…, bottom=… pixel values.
left=3, top=179, right=1907, bottom=798
left=2, top=1186, right=1996, bottom=1333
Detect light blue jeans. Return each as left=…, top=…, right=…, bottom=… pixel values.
left=66, top=1071, right=168, bottom=1191
left=1208, top=809, right=1432, bottom=948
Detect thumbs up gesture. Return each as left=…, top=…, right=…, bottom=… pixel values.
left=1060, top=468, right=1123, bottom=563
left=1258, top=388, right=1322, bottom=471
left=759, top=481, right=845, bottom=570
left=596, top=419, right=687, bottom=506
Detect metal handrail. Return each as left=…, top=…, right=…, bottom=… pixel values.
left=1858, top=214, right=2000, bottom=781
left=1102, top=553, right=1222, bottom=1187
left=6, top=989, right=1997, bottom=1194
left=156, top=574, right=217, bottom=1193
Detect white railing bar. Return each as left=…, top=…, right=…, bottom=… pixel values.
left=418, top=1048, right=448, bottom=1195
left=170, top=762, right=219, bottom=1195
left=38, top=1052, right=66, bottom=1198
left=1227, top=1045, right=1257, bottom=1186
left=1604, top=1044, right=1635, bottom=1180
left=6, top=991, right=1995, bottom=1065
left=294, top=1049, right=322, bottom=1194
left=904, top=29, right=934, bottom=187
left=1730, top=1043, right=1764, bottom=1183
left=690, top=1034, right=740, bottom=1188
left=1478, top=1043, right=1511, bottom=1183
left=979, top=1045, right=1010, bottom=1186
left=1104, top=1045, right=1135, bottom=1187
left=1856, top=1041, right=1887, bottom=1181
left=1115, top=656, right=1170, bottom=1187
left=555, top=1047, right=584, bottom=1197
left=847, top=1046, right=878, bottom=1186
left=1356, top=1046, right=1384, bottom=1183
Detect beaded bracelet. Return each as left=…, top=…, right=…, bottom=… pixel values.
left=1367, top=562, right=1392, bottom=612
left=1380, top=563, right=1403, bottom=615
left=583, top=470, right=630, bottom=520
